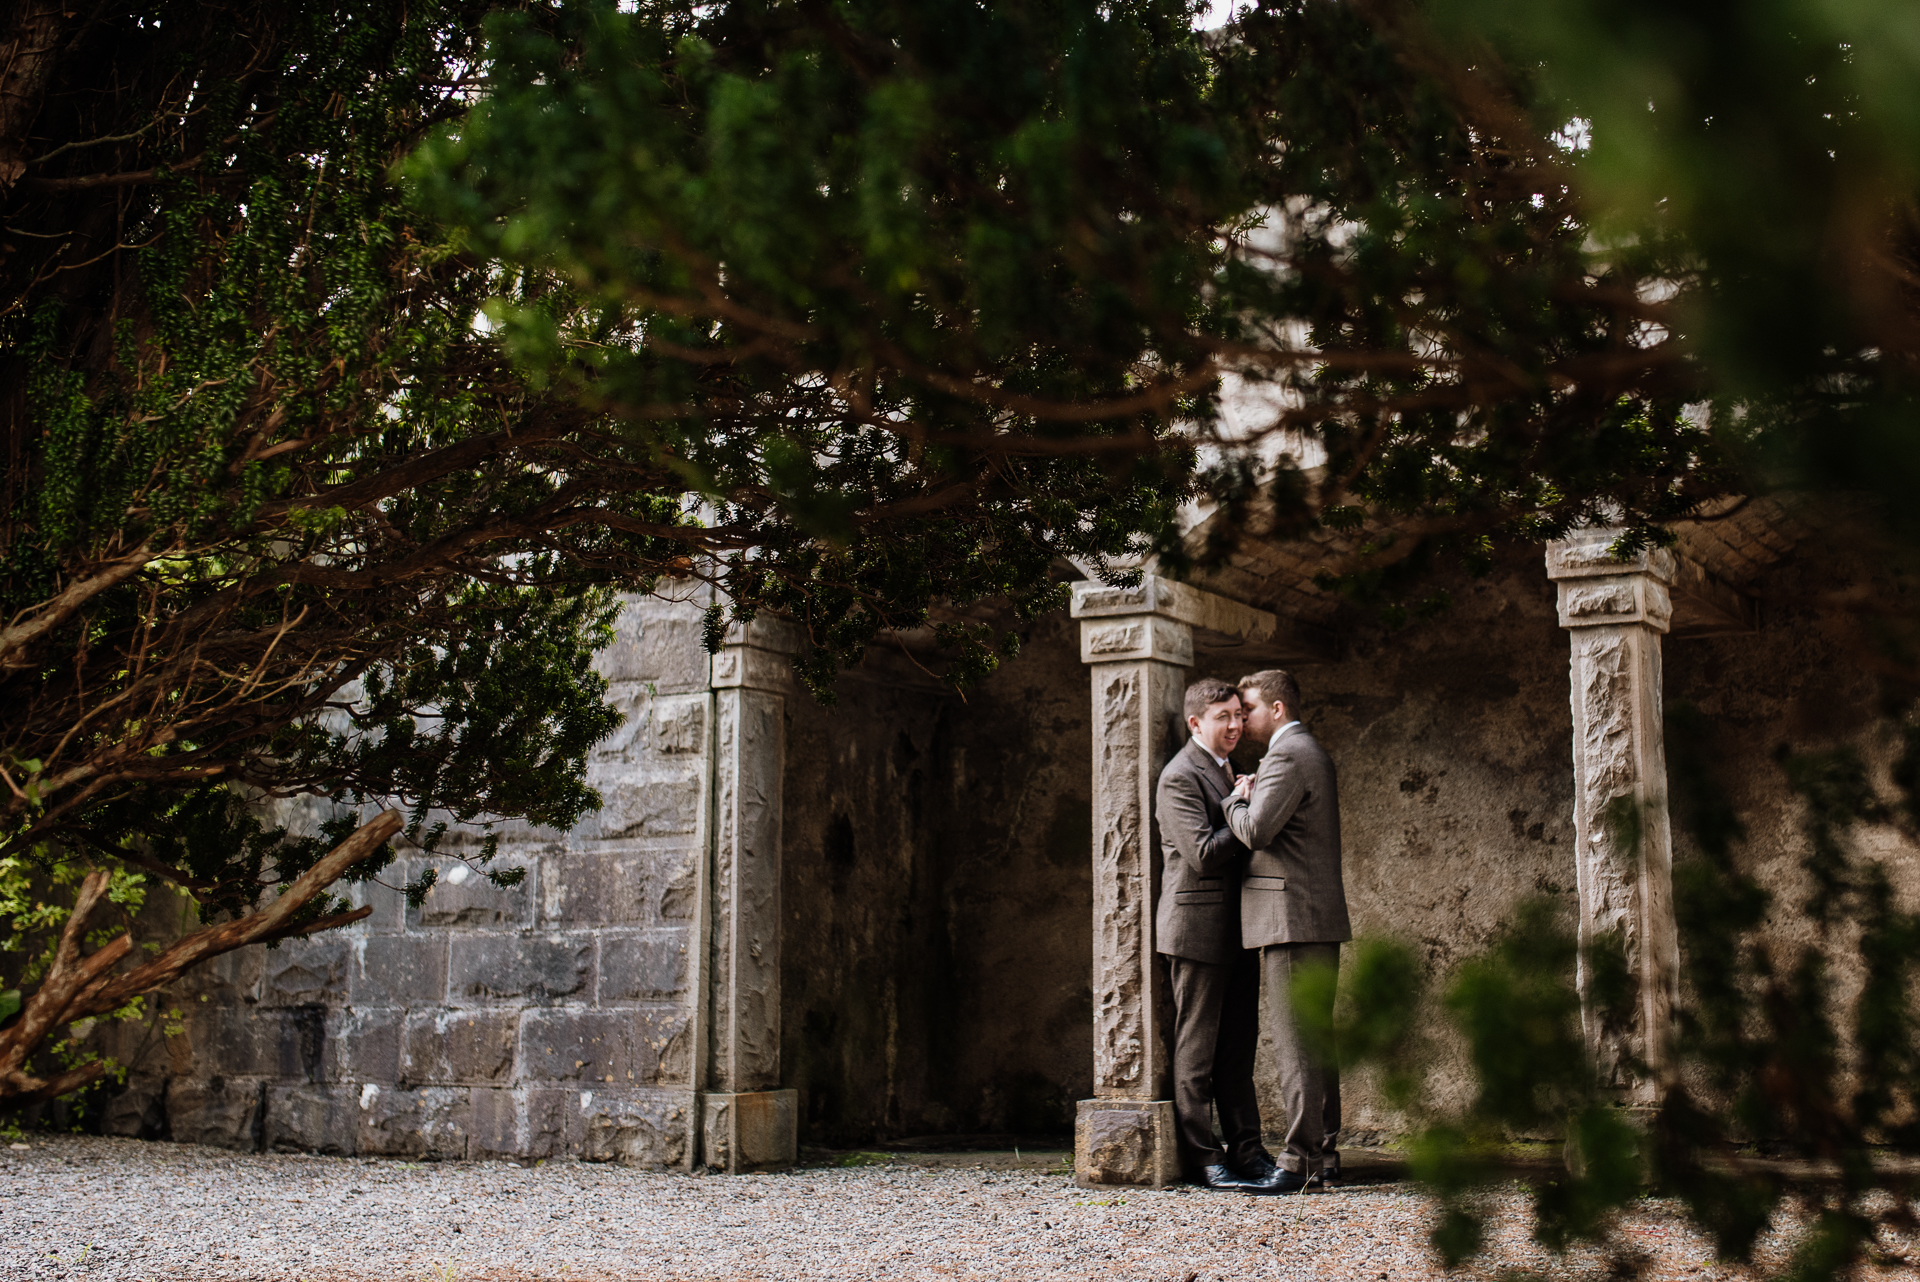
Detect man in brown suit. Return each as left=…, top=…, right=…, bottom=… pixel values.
left=1226, top=668, right=1350, bottom=1192
left=1154, top=677, right=1285, bottom=1193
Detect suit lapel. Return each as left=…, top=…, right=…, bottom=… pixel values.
left=1183, top=739, right=1231, bottom=803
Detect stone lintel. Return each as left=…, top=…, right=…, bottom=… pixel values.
left=1074, top=1098, right=1180, bottom=1187
left=1079, top=615, right=1195, bottom=666
left=699, top=1088, right=797, bottom=1173
left=1668, top=555, right=1759, bottom=638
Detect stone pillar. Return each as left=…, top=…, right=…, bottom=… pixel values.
left=1546, top=532, right=1681, bottom=1102
left=1070, top=583, right=1194, bottom=1186
left=695, top=618, right=800, bottom=1171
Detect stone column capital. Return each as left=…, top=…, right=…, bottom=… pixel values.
left=1071, top=574, right=1277, bottom=643
left=1546, top=533, right=1675, bottom=633
left=711, top=616, right=803, bottom=692
left=1545, top=531, right=1677, bottom=584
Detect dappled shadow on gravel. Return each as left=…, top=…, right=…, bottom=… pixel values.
left=0, top=1135, right=1911, bottom=1281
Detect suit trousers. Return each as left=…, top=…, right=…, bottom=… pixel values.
left=1262, top=941, right=1342, bottom=1176
left=1167, top=950, right=1265, bottom=1174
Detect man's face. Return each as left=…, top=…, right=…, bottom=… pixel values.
left=1188, top=696, right=1244, bottom=758
left=1239, top=691, right=1285, bottom=745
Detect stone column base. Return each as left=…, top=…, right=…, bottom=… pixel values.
left=1075, top=1098, right=1180, bottom=1187
left=699, top=1089, right=797, bottom=1173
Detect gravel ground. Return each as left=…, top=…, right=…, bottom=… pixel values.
left=0, top=1135, right=1906, bottom=1281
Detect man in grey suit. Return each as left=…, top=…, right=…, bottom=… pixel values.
left=1225, top=668, right=1350, bottom=1192
left=1154, top=677, right=1285, bottom=1193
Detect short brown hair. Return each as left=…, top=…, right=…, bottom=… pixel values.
left=1239, top=669, right=1303, bottom=714
left=1183, top=677, right=1241, bottom=720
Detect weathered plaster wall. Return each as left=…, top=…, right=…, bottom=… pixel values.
left=1662, top=550, right=1920, bottom=1071
left=930, top=610, right=1093, bottom=1136
left=780, top=610, right=1093, bottom=1146
left=779, top=664, right=952, bottom=1144
left=98, top=596, right=717, bottom=1163
left=1196, top=549, right=1581, bottom=1137
left=1236, top=541, right=1920, bottom=1142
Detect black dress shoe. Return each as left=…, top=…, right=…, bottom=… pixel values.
left=1307, top=1163, right=1341, bottom=1189
left=1244, top=1164, right=1310, bottom=1194
left=1193, top=1163, right=1263, bottom=1192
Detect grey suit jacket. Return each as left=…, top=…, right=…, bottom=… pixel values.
left=1223, top=723, right=1351, bottom=947
left=1154, top=738, right=1251, bottom=965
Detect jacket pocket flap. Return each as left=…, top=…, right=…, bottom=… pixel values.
left=1173, top=890, right=1227, bottom=905
left=1245, top=875, right=1287, bottom=892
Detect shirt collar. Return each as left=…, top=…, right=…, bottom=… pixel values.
left=1273, top=720, right=1301, bottom=739
left=1191, top=734, right=1230, bottom=769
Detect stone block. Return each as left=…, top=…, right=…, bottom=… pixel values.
left=348, top=934, right=449, bottom=1007
left=577, top=765, right=703, bottom=842
left=597, top=929, right=689, bottom=1002
left=594, top=599, right=713, bottom=693
left=340, top=870, right=407, bottom=928
left=1074, top=1099, right=1179, bottom=1187
left=172, top=944, right=262, bottom=1004
left=323, top=1007, right=402, bottom=1084
left=400, top=1010, right=518, bottom=1085
left=540, top=849, right=656, bottom=925
left=99, top=1075, right=167, bottom=1139
left=699, top=1089, right=796, bottom=1173
left=183, top=1004, right=299, bottom=1079
left=592, top=680, right=657, bottom=762
left=592, top=689, right=708, bottom=763
left=468, top=1087, right=567, bottom=1162
left=570, top=1086, right=692, bottom=1167
left=411, top=858, right=535, bottom=929
left=657, top=851, right=699, bottom=921
left=354, top=1084, right=470, bottom=1160
left=167, top=1078, right=264, bottom=1150
left=650, top=695, right=709, bottom=756
left=518, top=1005, right=689, bottom=1086
left=259, top=935, right=350, bottom=1006
left=448, top=934, right=592, bottom=1004
left=264, top=1083, right=357, bottom=1155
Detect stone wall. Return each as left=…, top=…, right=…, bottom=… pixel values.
left=100, top=595, right=717, bottom=1164
left=86, top=537, right=1920, bottom=1164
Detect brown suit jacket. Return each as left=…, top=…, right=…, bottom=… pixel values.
left=1154, top=738, right=1251, bottom=965
left=1224, top=722, right=1351, bottom=947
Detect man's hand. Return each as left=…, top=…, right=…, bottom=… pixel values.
left=1231, top=774, right=1254, bottom=802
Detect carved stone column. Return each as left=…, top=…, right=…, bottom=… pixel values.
left=1069, top=580, right=1193, bottom=1186
left=1546, top=533, right=1681, bottom=1102
left=694, top=618, right=800, bottom=1171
